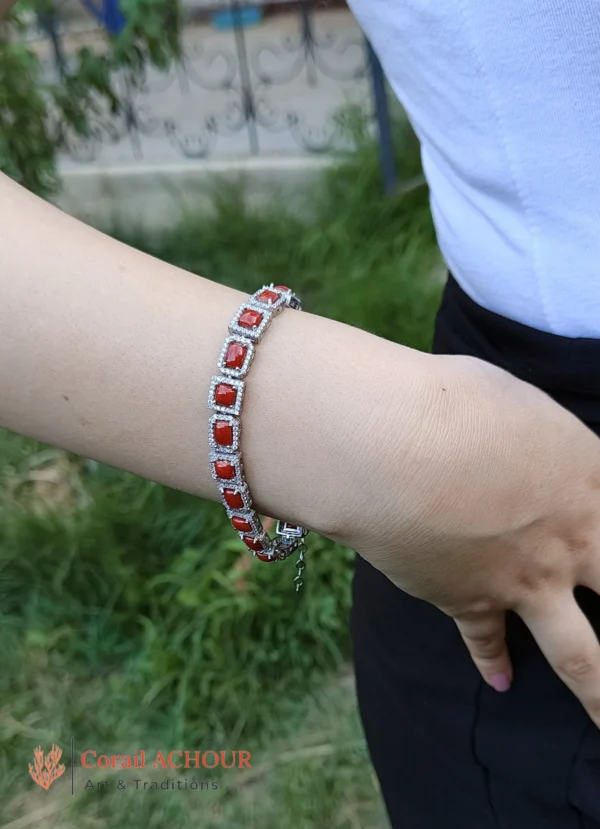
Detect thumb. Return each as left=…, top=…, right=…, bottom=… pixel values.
left=454, top=611, right=513, bottom=693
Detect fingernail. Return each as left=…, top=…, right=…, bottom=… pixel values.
left=490, top=674, right=511, bottom=693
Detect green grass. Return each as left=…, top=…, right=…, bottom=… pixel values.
left=113, top=118, right=441, bottom=352
left=0, top=123, right=441, bottom=828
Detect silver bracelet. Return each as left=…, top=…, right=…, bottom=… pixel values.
left=208, top=284, right=309, bottom=591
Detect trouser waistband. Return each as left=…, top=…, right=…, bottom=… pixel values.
left=434, top=274, right=600, bottom=430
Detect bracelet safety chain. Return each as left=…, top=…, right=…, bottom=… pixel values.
left=208, top=284, right=309, bottom=591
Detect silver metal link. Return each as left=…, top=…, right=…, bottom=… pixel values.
left=210, top=282, right=309, bottom=590
left=293, top=543, right=307, bottom=593
left=273, top=536, right=299, bottom=560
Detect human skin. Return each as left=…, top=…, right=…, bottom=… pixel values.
left=4, top=172, right=600, bottom=725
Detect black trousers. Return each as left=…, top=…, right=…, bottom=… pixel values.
left=351, top=274, right=600, bottom=829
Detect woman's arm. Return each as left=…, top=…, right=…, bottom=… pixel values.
left=5, top=173, right=600, bottom=728
left=0, top=172, right=432, bottom=538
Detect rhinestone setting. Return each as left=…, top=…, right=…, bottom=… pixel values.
left=208, top=284, right=309, bottom=572
left=208, top=375, right=245, bottom=416
left=208, top=412, right=241, bottom=453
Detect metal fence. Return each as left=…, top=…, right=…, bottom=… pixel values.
left=33, top=0, right=397, bottom=190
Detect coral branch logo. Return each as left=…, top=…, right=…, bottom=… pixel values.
left=29, top=744, right=66, bottom=790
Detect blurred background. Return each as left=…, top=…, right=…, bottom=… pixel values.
left=0, top=1, right=444, bottom=826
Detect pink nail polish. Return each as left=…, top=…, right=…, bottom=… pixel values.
left=490, top=674, right=511, bottom=693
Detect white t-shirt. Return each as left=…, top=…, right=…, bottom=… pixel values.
left=348, top=0, right=600, bottom=338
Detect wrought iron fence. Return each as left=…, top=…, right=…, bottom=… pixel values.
left=32, top=0, right=397, bottom=190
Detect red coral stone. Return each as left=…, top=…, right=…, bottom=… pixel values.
left=223, top=488, right=244, bottom=509
left=214, top=421, right=233, bottom=447
left=256, top=552, right=277, bottom=563
left=231, top=515, right=253, bottom=532
left=214, top=460, right=236, bottom=480
left=274, top=285, right=290, bottom=292
left=225, top=342, right=247, bottom=369
left=256, top=289, right=279, bottom=304
left=238, top=309, right=263, bottom=329
left=214, top=383, right=237, bottom=407
left=242, top=535, right=265, bottom=552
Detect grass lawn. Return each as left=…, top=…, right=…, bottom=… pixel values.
left=0, top=123, right=442, bottom=828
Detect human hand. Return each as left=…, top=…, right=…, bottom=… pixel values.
left=335, top=352, right=600, bottom=725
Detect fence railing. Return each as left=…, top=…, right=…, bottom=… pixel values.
left=32, top=0, right=397, bottom=190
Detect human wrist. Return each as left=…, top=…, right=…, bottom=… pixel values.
left=236, top=303, right=438, bottom=544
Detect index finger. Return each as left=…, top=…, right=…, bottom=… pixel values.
left=520, top=591, right=600, bottom=727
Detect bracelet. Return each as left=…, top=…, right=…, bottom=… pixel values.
left=208, top=283, right=309, bottom=591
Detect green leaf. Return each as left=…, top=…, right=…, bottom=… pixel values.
left=0, top=0, right=179, bottom=194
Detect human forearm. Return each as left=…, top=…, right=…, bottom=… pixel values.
left=7, top=177, right=600, bottom=725
left=0, top=173, right=434, bottom=538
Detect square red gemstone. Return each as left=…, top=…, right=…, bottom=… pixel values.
left=243, top=535, right=266, bottom=552
left=238, top=309, right=263, bottom=329
left=214, top=460, right=236, bottom=480
left=214, top=383, right=237, bottom=407
left=225, top=342, right=247, bottom=369
left=256, top=552, right=277, bottom=562
left=256, top=289, right=279, bottom=305
left=213, top=421, right=234, bottom=447
left=223, top=488, right=244, bottom=509
left=231, top=515, right=253, bottom=532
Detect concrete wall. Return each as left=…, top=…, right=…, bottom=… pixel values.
left=54, top=154, right=333, bottom=231
left=43, top=5, right=365, bottom=231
